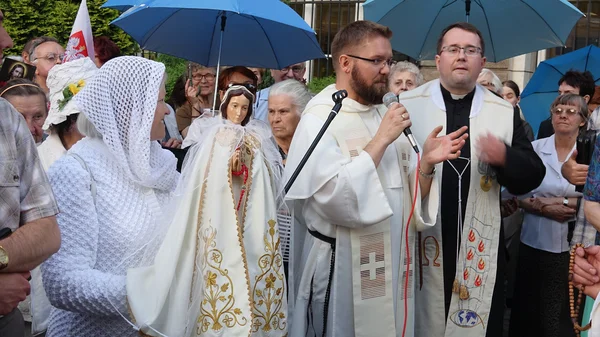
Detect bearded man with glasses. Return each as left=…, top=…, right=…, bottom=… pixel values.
left=30, top=37, right=64, bottom=94
left=399, top=22, right=545, bottom=337
left=284, top=20, right=467, bottom=337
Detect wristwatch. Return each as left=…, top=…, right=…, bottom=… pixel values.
left=0, top=246, right=8, bottom=271
left=563, top=197, right=569, bottom=206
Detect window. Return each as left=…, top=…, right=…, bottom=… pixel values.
left=547, top=0, right=600, bottom=58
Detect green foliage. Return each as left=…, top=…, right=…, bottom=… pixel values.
left=307, top=75, right=336, bottom=94
left=1, top=0, right=137, bottom=58
left=156, top=54, right=188, bottom=100
left=260, top=70, right=274, bottom=90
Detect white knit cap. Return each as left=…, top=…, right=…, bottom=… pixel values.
left=43, top=57, right=98, bottom=130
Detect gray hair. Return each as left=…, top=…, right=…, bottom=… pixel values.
left=268, top=79, right=312, bottom=115
left=550, top=93, right=588, bottom=122
left=76, top=112, right=102, bottom=138
left=389, top=61, right=424, bottom=87
left=30, top=36, right=61, bottom=61
left=478, top=68, right=502, bottom=94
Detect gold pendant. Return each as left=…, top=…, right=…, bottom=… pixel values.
left=452, top=279, right=459, bottom=293
left=480, top=175, right=492, bottom=192
left=459, top=285, right=470, bottom=300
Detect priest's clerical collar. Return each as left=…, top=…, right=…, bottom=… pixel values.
left=440, top=84, right=476, bottom=102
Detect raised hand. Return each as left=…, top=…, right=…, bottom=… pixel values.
left=476, top=132, right=507, bottom=167
left=375, top=103, right=412, bottom=146
left=561, top=150, right=589, bottom=185
left=185, top=79, right=199, bottom=103
left=422, top=125, right=468, bottom=169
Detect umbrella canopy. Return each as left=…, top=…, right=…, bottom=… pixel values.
left=520, top=45, right=600, bottom=136
left=363, top=0, right=583, bottom=62
left=101, top=0, right=141, bottom=11
left=110, top=0, right=325, bottom=69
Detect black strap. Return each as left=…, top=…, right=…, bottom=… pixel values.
left=307, top=229, right=336, bottom=337
left=308, top=229, right=336, bottom=245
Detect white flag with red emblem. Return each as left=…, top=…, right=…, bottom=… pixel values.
left=63, top=0, right=95, bottom=63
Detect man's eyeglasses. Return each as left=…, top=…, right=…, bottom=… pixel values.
left=551, top=106, right=580, bottom=116
left=440, top=45, right=482, bottom=57
left=33, top=52, right=64, bottom=64
left=346, top=54, right=395, bottom=69
left=281, top=65, right=305, bottom=74
left=192, top=73, right=216, bottom=81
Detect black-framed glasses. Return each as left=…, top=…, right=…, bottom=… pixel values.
left=346, top=54, right=395, bottom=68
left=192, top=73, right=216, bottom=81
left=440, top=45, right=482, bottom=57
left=551, top=106, right=579, bottom=116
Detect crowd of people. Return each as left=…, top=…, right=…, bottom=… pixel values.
left=3, top=6, right=600, bottom=337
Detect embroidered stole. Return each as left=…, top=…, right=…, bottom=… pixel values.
left=403, top=87, right=513, bottom=337
left=311, top=106, right=418, bottom=337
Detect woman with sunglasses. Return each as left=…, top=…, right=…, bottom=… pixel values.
left=509, top=93, right=589, bottom=337
left=125, top=83, right=287, bottom=337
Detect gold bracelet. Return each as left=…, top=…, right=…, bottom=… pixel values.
left=418, top=166, right=436, bottom=179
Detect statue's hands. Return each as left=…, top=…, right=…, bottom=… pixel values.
left=231, top=149, right=242, bottom=173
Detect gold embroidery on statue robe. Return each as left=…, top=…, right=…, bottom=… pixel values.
left=251, top=219, right=287, bottom=332
left=196, top=225, right=248, bottom=333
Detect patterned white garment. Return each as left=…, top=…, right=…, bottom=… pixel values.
left=41, top=56, right=179, bottom=337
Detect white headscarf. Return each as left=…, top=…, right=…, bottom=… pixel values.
left=74, top=56, right=178, bottom=192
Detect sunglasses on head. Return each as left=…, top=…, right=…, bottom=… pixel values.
left=227, top=82, right=256, bottom=93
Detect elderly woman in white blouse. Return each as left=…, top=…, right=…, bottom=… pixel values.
left=41, top=57, right=179, bottom=337
left=509, top=93, right=588, bottom=337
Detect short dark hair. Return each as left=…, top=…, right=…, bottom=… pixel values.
left=52, top=114, right=79, bottom=141
left=217, top=66, right=258, bottom=94
left=93, top=36, right=120, bottom=66
left=437, top=22, right=485, bottom=56
left=502, top=80, right=521, bottom=98
left=331, top=20, right=393, bottom=70
left=558, top=70, right=595, bottom=99
left=0, top=79, right=47, bottom=108
left=220, top=87, right=254, bottom=126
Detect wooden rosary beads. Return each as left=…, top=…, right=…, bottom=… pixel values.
left=570, top=243, right=592, bottom=337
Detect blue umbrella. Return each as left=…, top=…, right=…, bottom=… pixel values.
left=520, top=45, right=600, bottom=136
left=363, top=0, right=583, bottom=62
left=101, top=0, right=142, bottom=11
left=110, top=0, right=324, bottom=69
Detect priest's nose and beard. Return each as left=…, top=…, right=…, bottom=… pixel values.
left=350, top=65, right=388, bottom=105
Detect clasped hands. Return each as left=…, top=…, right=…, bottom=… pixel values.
left=573, top=246, right=600, bottom=299
left=520, top=197, right=575, bottom=222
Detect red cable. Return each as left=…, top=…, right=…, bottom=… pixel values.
left=402, top=153, right=420, bottom=337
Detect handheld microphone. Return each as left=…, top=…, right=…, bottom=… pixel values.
left=382, top=92, right=419, bottom=154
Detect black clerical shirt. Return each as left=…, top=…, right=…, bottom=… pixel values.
left=439, top=84, right=545, bottom=337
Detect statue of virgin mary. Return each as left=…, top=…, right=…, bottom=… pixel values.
left=124, top=85, right=287, bottom=337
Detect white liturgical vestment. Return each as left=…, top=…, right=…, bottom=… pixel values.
left=284, top=84, right=439, bottom=337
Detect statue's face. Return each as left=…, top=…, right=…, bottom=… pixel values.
left=226, top=94, right=250, bottom=125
